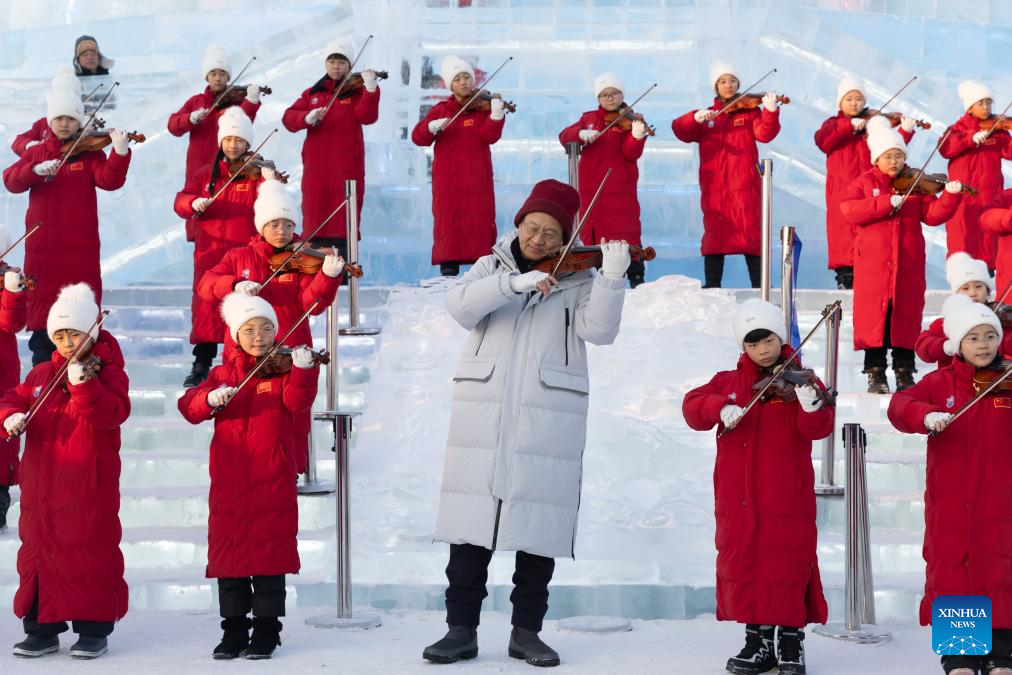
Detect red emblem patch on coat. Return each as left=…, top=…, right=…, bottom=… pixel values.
left=995, top=397, right=1011, bottom=409
left=69, top=162, right=84, bottom=171
left=278, top=273, right=295, bottom=284
left=256, top=381, right=273, bottom=394
left=463, top=119, right=475, bottom=127
left=340, top=99, right=351, bottom=105
left=733, top=118, right=746, bottom=127
left=234, top=183, right=250, bottom=192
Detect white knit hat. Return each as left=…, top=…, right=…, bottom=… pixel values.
left=708, top=61, right=739, bottom=89
left=957, top=80, right=992, bottom=112
left=866, top=119, right=906, bottom=163
left=50, top=64, right=81, bottom=96
left=46, top=89, right=85, bottom=126
left=217, top=106, right=253, bottom=147
left=594, top=72, right=624, bottom=98
left=733, top=298, right=786, bottom=347
left=836, top=76, right=864, bottom=107
left=945, top=252, right=994, bottom=293
left=47, top=283, right=100, bottom=341
left=942, top=294, right=1003, bottom=356
left=254, top=181, right=298, bottom=233
left=221, top=292, right=277, bottom=342
left=324, top=39, right=353, bottom=60
left=440, top=55, right=474, bottom=89
left=202, top=44, right=231, bottom=79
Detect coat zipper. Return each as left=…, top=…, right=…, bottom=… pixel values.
left=491, top=499, right=503, bottom=551
left=564, top=307, right=570, bottom=366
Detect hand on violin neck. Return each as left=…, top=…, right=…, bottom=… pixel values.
left=109, top=129, right=130, bottom=155
left=944, top=180, right=963, bottom=194
left=631, top=119, right=647, bottom=139
left=761, top=91, right=778, bottom=113
left=290, top=346, right=316, bottom=369
left=599, top=239, right=631, bottom=280
left=362, top=70, right=379, bottom=92
left=246, top=83, right=266, bottom=104
left=795, top=384, right=823, bottom=413
left=322, top=248, right=345, bottom=278
left=899, top=115, right=916, bottom=133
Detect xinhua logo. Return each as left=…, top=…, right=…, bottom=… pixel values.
left=932, top=595, right=991, bottom=656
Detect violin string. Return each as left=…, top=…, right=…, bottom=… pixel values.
left=550, top=168, right=612, bottom=277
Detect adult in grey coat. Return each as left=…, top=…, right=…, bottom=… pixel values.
left=423, top=179, right=629, bottom=668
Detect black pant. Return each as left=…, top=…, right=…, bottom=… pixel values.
left=833, top=265, right=854, bottom=290
left=440, top=261, right=465, bottom=277
left=192, top=341, right=218, bottom=367
left=217, top=575, right=286, bottom=618
left=627, top=259, right=646, bottom=287
left=23, top=592, right=114, bottom=638
left=862, top=303, right=915, bottom=371
left=703, top=255, right=761, bottom=289
left=29, top=330, right=56, bottom=367
left=444, top=543, right=555, bottom=633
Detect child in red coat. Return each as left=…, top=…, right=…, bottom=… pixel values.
left=0, top=283, right=129, bottom=660
left=682, top=299, right=833, bottom=675
left=0, top=227, right=28, bottom=532
left=888, top=297, right=1012, bottom=675
left=11, top=66, right=82, bottom=157
left=982, top=188, right=1012, bottom=301
left=558, top=72, right=648, bottom=287
left=178, top=293, right=319, bottom=661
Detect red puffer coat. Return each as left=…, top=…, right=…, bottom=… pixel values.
left=915, top=315, right=1012, bottom=368
left=0, top=331, right=129, bottom=623
left=939, top=113, right=1012, bottom=265
left=840, top=168, right=961, bottom=350
left=0, top=288, right=27, bottom=486
left=178, top=351, right=319, bottom=578
left=814, top=113, right=913, bottom=269
left=887, top=356, right=1012, bottom=627
left=174, top=162, right=264, bottom=344
left=672, top=99, right=780, bottom=256
left=282, top=80, right=380, bottom=239
left=2, top=136, right=131, bottom=330
left=411, top=96, right=505, bottom=265
left=558, top=108, right=647, bottom=245
left=981, top=189, right=1012, bottom=300
left=167, top=88, right=260, bottom=182
left=682, top=347, right=832, bottom=627
left=10, top=117, right=49, bottom=157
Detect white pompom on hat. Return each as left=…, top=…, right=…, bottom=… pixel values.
left=942, top=293, right=1003, bottom=356
left=253, top=181, right=298, bottom=233
left=593, top=72, right=624, bottom=98
left=216, top=106, right=253, bottom=147
left=957, top=80, right=992, bottom=112
left=324, top=39, right=353, bottom=61
left=202, top=43, right=231, bottom=79
left=733, top=298, right=786, bottom=348
left=945, top=252, right=994, bottom=293
left=46, top=89, right=85, bottom=125
left=440, top=55, right=474, bottom=89
left=47, top=283, right=101, bottom=341
left=221, top=292, right=277, bottom=342
left=50, top=64, right=81, bottom=96
left=836, top=76, right=865, bottom=107
left=866, top=120, right=907, bottom=164
left=708, top=60, right=739, bottom=90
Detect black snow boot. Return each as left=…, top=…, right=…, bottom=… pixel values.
left=183, top=361, right=211, bottom=388
left=864, top=366, right=890, bottom=394
left=440, top=262, right=460, bottom=277
left=776, top=626, right=806, bottom=674
left=245, top=617, right=281, bottom=660
left=12, top=633, right=59, bottom=658
left=508, top=626, right=560, bottom=667
left=69, top=635, right=108, bottom=659
left=726, top=624, right=777, bottom=675
left=0, top=484, right=10, bottom=532
left=627, top=260, right=646, bottom=289
left=213, top=616, right=251, bottom=660
left=422, top=624, right=478, bottom=664
left=894, top=366, right=917, bottom=392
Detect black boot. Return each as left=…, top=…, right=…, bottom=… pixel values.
left=12, top=633, right=59, bottom=658
left=245, top=617, right=281, bottom=660
left=69, top=635, right=108, bottom=659
left=834, top=266, right=854, bottom=290
left=183, top=361, right=211, bottom=388
left=776, top=627, right=806, bottom=674
left=508, top=626, right=560, bottom=667
left=864, top=367, right=890, bottom=394
left=0, top=484, right=10, bottom=532
left=726, top=624, right=777, bottom=675
left=627, top=260, right=645, bottom=289
left=894, top=366, right=917, bottom=392
left=213, top=616, right=251, bottom=660
left=440, top=262, right=460, bottom=277
left=422, top=624, right=478, bottom=664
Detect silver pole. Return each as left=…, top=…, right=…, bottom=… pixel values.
left=339, top=180, right=380, bottom=337
left=816, top=303, right=844, bottom=497
left=298, top=307, right=335, bottom=495
left=760, top=159, right=773, bottom=300
left=566, top=141, right=581, bottom=191
left=780, top=225, right=794, bottom=339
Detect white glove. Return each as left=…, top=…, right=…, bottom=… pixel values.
left=67, top=362, right=87, bottom=386
left=234, top=280, right=262, bottom=295
left=32, top=159, right=59, bottom=176
left=428, top=118, right=449, bottom=134
left=305, top=107, right=325, bottom=126
left=924, top=412, right=953, bottom=433
left=24, top=140, right=40, bottom=150
left=599, top=239, right=631, bottom=280
left=509, top=270, right=550, bottom=294
left=890, top=195, right=904, bottom=209
left=631, top=119, right=647, bottom=140
left=900, top=116, right=916, bottom=133
left=945, top=180, right=962, bottom=194
left=291, top=346, right=315, bottom=369
left=720, top=404, right=744, bottom=429
left=260, top=166, right=278, bottom=182
left=578, top=129, right=601, bottom=143
left=362, top=69, right=379, bottom=92
left=3, top=412, right=25, bottom=435
left=973, top=130, right=989, bottom=145
left=189, top=108, right=208, bottom=125
left=191, top=197, right=211, bottom=213
left=694, top=109, right=713, bottom=124
left=206, top=385, right=236, bottom=408
left=322, top=250, right=345, bottom=278
left=762, top=91, right=778, bottom=112
left=796, top=385, right=823, bottom=413
left=246, top=83, right=263, bottom=104
left=109, top=129, right=129, bottom=155
left=489, top=97, right=505, bottom=121
left=4, top=270, right=23, bottom=293
left=851, top=117, right=866, bottom=131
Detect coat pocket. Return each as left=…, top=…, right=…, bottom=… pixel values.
left=452, top=357, right=496, bottom=382
left=538, top=364, right=589, bottom=395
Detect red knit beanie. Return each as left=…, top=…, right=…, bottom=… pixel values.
left=513, top=179, right=581, bottom=239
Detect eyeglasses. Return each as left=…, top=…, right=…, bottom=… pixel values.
left=598, top=91, right=622, bottom=100
left=238, top=326, right=276, bottom=339
left=521, top=221, right=564, bottom=245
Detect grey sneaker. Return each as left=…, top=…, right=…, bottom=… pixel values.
left=508, top=626, right=560, bottom=667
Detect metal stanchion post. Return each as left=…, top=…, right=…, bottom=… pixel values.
left=780, top=225, right=795, bottom=339
left=566, top=141, right=581, bottom=191
left=816, top=303, right=844, bottom=497
left=815, top=424, right=890, bottom=643
left=299, top=309, right=335, bottom=495
left=339, top=180, right=380, bottom=337
left=760, top=159, right=773, bottom=301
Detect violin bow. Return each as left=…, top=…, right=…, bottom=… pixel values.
left=9, top=309, right=110, bottom=439
left=202, top=129, right=278, bottom=208
left=212, top=303, right=319, bottom=415
left=714, top=68, right=777, bottom=117
left=592, top=83, right=658, bottom=140
left=983, top=99, right=1012, bottom=141
left=321, top=35, right=373, bottom=118
left=718, top=300, right=842, bottom=439
left=929, top=364, right=1012, bottom=437
left=210, top=56, right=257, bottom=110
left=0, top=222, right=40, bottom=262
left=80, top=82, right=104, bottom=108
left=436, top=56, right=514, bottom=135
left=890, top=124, right=957, bottom=216
left=259, top=198, right=349, bottom=291
left=866, top=75, right=917, bottom=120
left=48, top=81, right=119, bottom=181
left=994, top=277, right=1012, bottom=310
left=549, top=168, right=612, bottom=278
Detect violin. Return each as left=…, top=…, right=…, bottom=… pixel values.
left=856, top=108, right=931, bottom=130
left=267, top=246, right=363, bottom=278
left=336, top=70, right=389, bottom=99
left=255, top=346, right=331, bottom=378
left=979, top=116, right=1012, bottom=133
left=531, top=244, right=656, bottom=276
left=460, top=89, right=517, bottom=114
left=60, top=353, right=103, bottom=392
left=215, top=85, right=272, bottom=109
left=989, top=301, right=1011, bottom=329
left=972, top=360, right=1012, bottom=394
left=891, top=167, right=977, bottom=197
left=752, top=363, right=837, bottom=406
left=228, top=153, right=290, bottom=184
left=723, top=92, right=790, bottom=115
left=603, top=104, right=656, bottom=136
left=60, top=130, right=146, bottom=157
left=0, top=264, right=36, bottom=290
